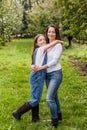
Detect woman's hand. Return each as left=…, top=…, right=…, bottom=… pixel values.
left=57, top=40, right=64, bottom=44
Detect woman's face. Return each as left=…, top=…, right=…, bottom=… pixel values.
left=37, top=35, right=46, bottom=47
left=47, top=27, right=56, bottom=42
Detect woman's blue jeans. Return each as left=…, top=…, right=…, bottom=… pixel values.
left=46, top=69, right=63, bottom=118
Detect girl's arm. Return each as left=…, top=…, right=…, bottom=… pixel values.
left=44, top=40, right=63, bottom=52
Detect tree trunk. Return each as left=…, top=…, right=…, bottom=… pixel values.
left=67, top=36, right=73, bottom=48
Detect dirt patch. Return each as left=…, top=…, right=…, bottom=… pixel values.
left=69, top=57, right=87, bottom=76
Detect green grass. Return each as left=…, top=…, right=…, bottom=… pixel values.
left=0, top=39, right=87, bottom=130
left=63, top=42, right=87, bottom=62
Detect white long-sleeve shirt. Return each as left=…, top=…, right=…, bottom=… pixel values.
left=35, top=44, right=62, bottom=73
left=35, top=46, right=46, bottom=66
left=47, top=43, right=62, bottom=73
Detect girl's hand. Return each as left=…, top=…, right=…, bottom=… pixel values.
left=31, top=65, right=37, bottom=71
left=31, top=64, right=48, bottom=71
left=34, top=66, right=43, bottom=71
left=30, top=65, right=41, bottom=71
left=34, top=65, right=48, bottom=71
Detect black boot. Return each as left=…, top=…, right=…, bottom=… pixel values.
left=51, top=118, right=58, bottom=128
left=58, top=112, right=62, bottom=120
left=32, top=104, right=40, bottom=122
left=12, top=102, right=32, bottom=120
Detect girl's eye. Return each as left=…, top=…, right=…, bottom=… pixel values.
left=39, top=39, right=42, bottom=42
left=38, top=38, right=45, bottom=42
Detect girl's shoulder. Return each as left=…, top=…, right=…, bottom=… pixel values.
left=37, top=46, right=45, bottom=52
left=35, top=46, right=45, bottom=55
left=34, top=48, right=38, bottom=52
left=34, top=48, right=38, bottom=55
left=35, top=48, right=38, bottom=51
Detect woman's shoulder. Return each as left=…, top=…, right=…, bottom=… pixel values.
left=55, top=43, right=62, bottom=47
left=54, top=44, right=63, bottom=51
left=53, top=43, right=62, bottom=48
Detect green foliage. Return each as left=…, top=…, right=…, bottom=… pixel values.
left=58, top=0, right=87, bottom=41
left=0, top=39, right=87, bottom=130
left=0, top=0, right=22, bottom=45
left=27, top=0, right=61, bottom=37
left=26, top=0, right=87, bottom=44
left=0, top=0, right=87, bottom=44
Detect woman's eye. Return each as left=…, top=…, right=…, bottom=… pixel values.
left=48, top=31, right=55, bottom=34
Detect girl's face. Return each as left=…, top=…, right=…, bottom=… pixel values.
left=37, top=35, right=46, bottom=47
left=47, top=27, right=56, bottom=42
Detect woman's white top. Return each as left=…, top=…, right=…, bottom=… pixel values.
left=47, top=43, right=62, bottom=73
left=35, top=44, right=62, bottom=73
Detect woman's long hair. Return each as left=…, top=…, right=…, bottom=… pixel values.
left=32, top=34, right=44, bottom=64
left=45, top=24, right=61, bottom=43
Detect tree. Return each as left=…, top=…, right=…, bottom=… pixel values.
left=57, top=0, right=87, bottom=46
left=0, top=0, right=22, bottom=45
left=27, top=0, right=61, bottom=37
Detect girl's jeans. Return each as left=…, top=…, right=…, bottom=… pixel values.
left=29, top=70, right=46, bottom=107
left=46, top=69, right=63, bottom=118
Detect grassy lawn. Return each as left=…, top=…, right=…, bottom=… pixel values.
left=0, top=39, right=87, bottom=130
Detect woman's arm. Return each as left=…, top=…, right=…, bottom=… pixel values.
left=32, top=44, right=62, bottom=71
left=33, top=40, right=63, bottom=66
left=31, top=41, right=63, bottom=71
left=44, top=40, right=63, bottom=52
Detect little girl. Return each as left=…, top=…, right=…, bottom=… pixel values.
left=12, top=34, right=63, bottom=122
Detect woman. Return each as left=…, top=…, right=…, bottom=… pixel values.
left=45, top=24, right=63, bottom=128
left=33, top=24, right=63, bottom=127
left=12, top=34, right=63, bottom=122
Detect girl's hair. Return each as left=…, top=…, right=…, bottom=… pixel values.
left=45, top=24, right=61, bottom=43
left=32, top=34, right=44, bottom=64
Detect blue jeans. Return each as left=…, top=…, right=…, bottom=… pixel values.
left=46, top=69, right=63, bottom=118
left=29, top=70, right=46, bottom=107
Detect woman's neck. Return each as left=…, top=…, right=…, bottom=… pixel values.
left=49, top=39, right=54, bottom=43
